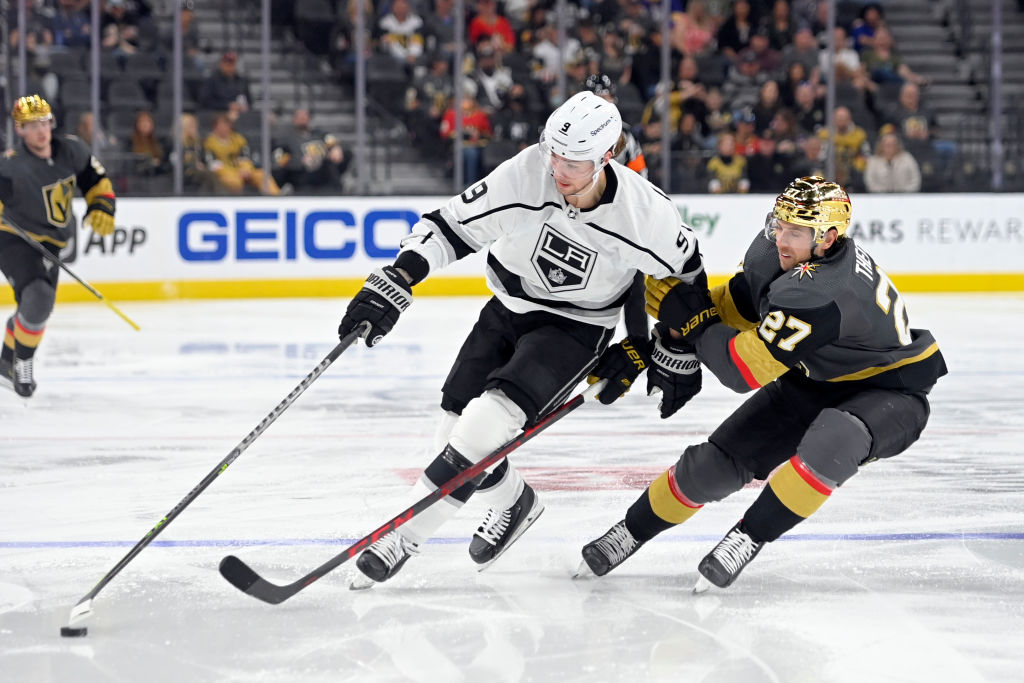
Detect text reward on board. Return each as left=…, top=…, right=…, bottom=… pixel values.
left=177, top=209, right=420, bottom=261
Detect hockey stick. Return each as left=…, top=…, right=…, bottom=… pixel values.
left=4, top=217, right=140, bottom=331
left=61, top=322, right=370, bottom=633
left=219, top=380, right=608, bottom=605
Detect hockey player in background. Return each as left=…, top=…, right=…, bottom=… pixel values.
left=580, top=176, right=947, bottom=590
left=0, top=95, right=117, bottom=398
left=338, top=91, right=707, bottom=585
left=584, top=73, right=648, bottom=179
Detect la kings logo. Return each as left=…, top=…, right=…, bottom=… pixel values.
left=531, top=224, right=596, bottom=292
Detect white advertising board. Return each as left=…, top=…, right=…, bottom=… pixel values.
left=47, top=192, right=1024, bottom=295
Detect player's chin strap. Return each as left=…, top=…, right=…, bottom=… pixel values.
left=564, top=159, right=609, bottom=199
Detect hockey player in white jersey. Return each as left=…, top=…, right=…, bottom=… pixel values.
left=338, top=91, right=708, bottom=585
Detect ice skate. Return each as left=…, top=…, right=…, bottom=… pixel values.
left=578, top=520, right=644, bottom=577
left=351, top=530, right=419, bottom=589
left=1, top=357, right=34, bottom=397
left=695, top=521, right=764, bottom=590
left=468, top=483, right=544, bottom=571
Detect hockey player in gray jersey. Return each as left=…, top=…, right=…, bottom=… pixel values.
left=0, top=95, right=117, bottom=397
left=338, top=91, right=708, bottom=585
left=580, top=176, right=947, bottom=590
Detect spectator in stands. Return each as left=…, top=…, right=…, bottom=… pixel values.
left=672, top=0, right=717, bottom=57
left=531, top=21, right=581, bottom=86
left=404, top=51, right=452, bottom=157
left=101, top=0, right=141, bottom=57
left=816, top=105, right=869, bottom=189
left=850, top=2, right=885, bottom=53
left=884, top=82, right=954, bottom=160
left=52, top=0, right=91, bottom=50
left=6, top=1, right=57, bottom=101
left=716, top=0, right=756, bottom=62
left=746, top=131, right=791, bottom=191
left=793, top=79, right=825, bottom=134
left=177, top=112, right=217, bottom=192
left=203, top=113, right=280, bottom=195
left=422, top=0, right=457, bottom=61
left=271, top=109, right=350, bottom=194
left=673, top=111, right=709, bottom=158
left=723, top=50, right=768, bottom=113
left=439, top=83, right=492, bottom=185
left=864, top=130, right=921, bottom=193
left=862, top=26, right=929, bottom=87
left=199, top=52, right=251, bottom=113
left=746, top=26, right=782, bottom=76
left=127, top=110, right=168, bottom=176
left=732, top=107, right=763, bottom=156
left=706, top=131, right=750, bottom=193
left=819, top=25, right=869, bottom=88
left=765, top=0, right=794, bottom=51
left=76, top=111, right=118, bottom=153
left=781, top=26, right=820, bottom=79
left=767, top=107, right=800, bottom=154
left=752, top=79, right=782, bottom=135
left=377, top=0, right=425, bottom=69
left=491, top=83, right=541, bottom=153
left=470, top=41, right=512, bottom=114
left=702, top=87, right=734, bottom=149
left=598, top=27, right=633, bottom=89
left=576, top=17, right=602, bottom=73
left=468, top=0, right=515, bottom=55
left=329, top=0, right=375, bottom=79
left=161, top=0, right=205, bottom=73
left=779, top=60, right=810, bottom=108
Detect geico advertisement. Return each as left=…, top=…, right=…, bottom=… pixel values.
left=69, top=194, right=1023, bottom=282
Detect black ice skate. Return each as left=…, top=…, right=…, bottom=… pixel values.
left=1, top=357, right=34, bottom=397
left=351, top=530, right=419, bottom=589
left=694, top=521, right=764, bottom=592
left=468, top=483, right=545, bottom=570
left=578, top=520, right=644, bottom=577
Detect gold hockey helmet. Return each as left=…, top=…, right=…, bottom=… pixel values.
left=772, top=176, right=851, bottom=243
left=12, top=94, right=53, bottom=124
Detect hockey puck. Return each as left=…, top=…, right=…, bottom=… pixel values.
left=60, top=626, right=88, bottom=638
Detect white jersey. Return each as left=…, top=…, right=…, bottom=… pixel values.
left=398, top=144, right=704, bottom=329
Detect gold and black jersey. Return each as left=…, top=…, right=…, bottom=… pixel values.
left=0, top=135, right=115, bottom=247
left=699, top=231, right=947, bottom=393
left=203, top=131, right=251, bottom=168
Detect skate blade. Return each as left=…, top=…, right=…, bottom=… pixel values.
left=349, top=574, right=377, bottom=591
left=692, top=574, right=713, bottom=594
left=572, top=559, right=596, bottom=580
left=476, top=504, right=546, bottom=573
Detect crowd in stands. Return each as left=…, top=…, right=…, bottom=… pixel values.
left=6, top=0, right=349, bottom=195
left=4, top=0, right=973, bottom=194
left=280, top=0, right=958, bottom=193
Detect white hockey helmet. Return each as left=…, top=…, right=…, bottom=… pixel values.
left=540, top=91, right=622, bottom=170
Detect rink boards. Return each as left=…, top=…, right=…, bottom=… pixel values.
left=3, top=192, right=1021, bottom=304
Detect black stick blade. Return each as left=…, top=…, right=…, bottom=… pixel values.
left=219, top=555, right=293, bottom=605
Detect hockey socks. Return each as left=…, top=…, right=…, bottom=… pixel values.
left=743, top=455, right=835, bottom=543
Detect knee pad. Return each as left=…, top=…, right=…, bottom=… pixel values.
left=448, top=389, right=527, bottom=464
left=674, top=442, right=754, bottom=504
left=796, top=408, right=872, bottom=486
left=18, top=279, right=56, bottom=327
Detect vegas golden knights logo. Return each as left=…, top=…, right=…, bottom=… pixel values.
left=42, top=175, right=77, bottom=227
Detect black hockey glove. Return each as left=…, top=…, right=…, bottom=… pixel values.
left=338, top=266, right=413, bottom=347
left=644, top=274, right=720, bottom=344
left=587, top=335, right=652, bottom=405
left=647, top=322, right=702, bottom=419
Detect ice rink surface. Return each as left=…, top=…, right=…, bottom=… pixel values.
left=1, top=293, right=1022, bottom=683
